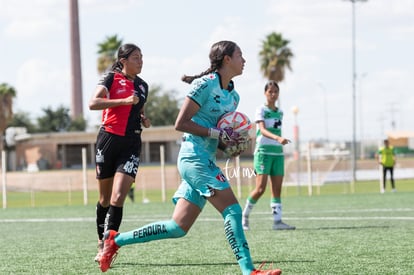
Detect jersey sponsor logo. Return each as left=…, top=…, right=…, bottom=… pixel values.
left=134, top=88, right=146, bottom=100
left=138, top=84, right=146, bottom=93
left=224, top=219, right=243, bottom=261
left=198, top=82, right=208, bottom=90
left=189, top=90, right=199, bottom=97
left=209, top=107, right=221, bottom=114
left=116, top=88, right=127, bottom=94
left=133, top=223, right=168, bottom=239
left=273, top=120, right=282, bottom=128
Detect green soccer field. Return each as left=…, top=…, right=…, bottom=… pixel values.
left=1, top=183, right=413, bottom=275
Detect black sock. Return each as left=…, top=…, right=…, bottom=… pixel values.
left=96, top=202, right=109, bottom=240
left=106, top=205, right=123, bottom=232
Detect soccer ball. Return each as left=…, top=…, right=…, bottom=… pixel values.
left=217, top=111, right=252, bottom=136
left=217, top=111, right=252, bottom=157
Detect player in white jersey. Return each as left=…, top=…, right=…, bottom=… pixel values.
left=99, top=41, right=282, bottom=275
left=242, top=80, right=295, bottom=231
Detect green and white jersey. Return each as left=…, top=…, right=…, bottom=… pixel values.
left=180, top=72, right=239, bottom=160
left=254, top=105, right=284, bottom=156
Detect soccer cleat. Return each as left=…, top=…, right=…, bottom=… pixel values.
left=94, top=240, right=104, bottom=263
left=273, top=221, right=295, bottom=230
left=100, top=230, right=120, bottom=272
left=251, top=269, right=282, bottom=275
left=251, top=263, right=282, bottom=275
left=242, top=215, right=250, bottom=230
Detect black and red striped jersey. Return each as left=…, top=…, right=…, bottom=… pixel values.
left=97, top=72, right=148, bottom=136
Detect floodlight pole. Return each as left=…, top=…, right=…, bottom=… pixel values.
left=344, top=0, right=367, bottom=187
left=292, top=106, right=300, bottom=195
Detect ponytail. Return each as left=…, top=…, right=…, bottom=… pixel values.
left=181, top=67, right=215, bottom=84
left=111, top=61, right=123, bottom=72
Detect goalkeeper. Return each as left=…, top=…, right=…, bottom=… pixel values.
left=242, top=80, right=295, bottom=231
left=99, top=41, right=282, bottom=275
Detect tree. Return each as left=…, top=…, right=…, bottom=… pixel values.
left=37, top=106, right=71, bottom=132
left=0, top=83, right=16, bottom=151
left=68, top=115, right=87, bottom=131
left=7, top=111, right=36, bottom=133
left=144, top=85, right=180, bottom=126
left=259, top=32, right=294, bottom=83
left=97, top=35, right=123, bottom=74
left=36, top=105, right=85, bottom=132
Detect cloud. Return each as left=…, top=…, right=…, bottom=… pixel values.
left=1, top=0, right=413, bottom=140
left=0, top=0, right=65, bottom=39
left=14, top=58, right=70, bottom=118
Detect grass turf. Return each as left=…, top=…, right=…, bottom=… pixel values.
left=1, top=180, right=414, bottom=274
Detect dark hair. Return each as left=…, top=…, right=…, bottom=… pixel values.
left=111, top=43, right=141, bottom=72
left=264, top=80, right=279, bottom=92
left=181, top=41, right=238, bottom=84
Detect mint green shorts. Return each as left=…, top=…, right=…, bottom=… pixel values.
left=172, top=156, right=231, bottom=210
left=254, top=152, right=285, bottom=176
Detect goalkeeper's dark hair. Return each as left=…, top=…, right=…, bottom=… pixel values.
left=181, top=41, right=238, bottom=84
left=264, top=80, right=279, bottom=91
left=111, top=43, right=141, bottom=72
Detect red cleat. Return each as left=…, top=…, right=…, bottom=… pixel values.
left=251, top=263, right=282, bottom=275
left=99, top=230, right=120, bottom=272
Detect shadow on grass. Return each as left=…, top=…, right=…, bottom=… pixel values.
left=115, top=259, right=315, bottom=268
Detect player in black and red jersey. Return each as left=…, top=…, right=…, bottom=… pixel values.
left=89, top=43, right=151, bottom=263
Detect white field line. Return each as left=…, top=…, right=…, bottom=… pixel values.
left=288, top=208, right=414, bottom=213
left=1, top=208, right=414, bottom=223
left=1, top=217, right=414, bottom=223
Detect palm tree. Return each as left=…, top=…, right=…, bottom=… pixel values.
left=97, top=35, right=123, bottom=74
left=259, top=32, right=294, bottom=83
left=0, top=83, right=16, bottom=152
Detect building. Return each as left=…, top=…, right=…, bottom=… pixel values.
left=7, top=126, right=255, bottom=171
left=386, top=130, right=414, bottom=155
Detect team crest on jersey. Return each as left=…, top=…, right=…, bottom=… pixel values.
left=215, top=172, right=227, bottom=182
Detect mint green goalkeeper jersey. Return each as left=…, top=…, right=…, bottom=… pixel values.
left=254, top=105, right=284, bottom=155
left=179, top=72, right=239, bottom=160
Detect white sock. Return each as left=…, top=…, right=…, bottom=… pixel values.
left=271, top=203, right=282, bottom=222
left=242, top=200, right=255, bottom=217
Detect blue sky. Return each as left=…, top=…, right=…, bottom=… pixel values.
left=0, top=0, right=413, bottom=142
